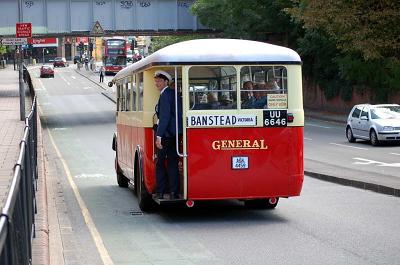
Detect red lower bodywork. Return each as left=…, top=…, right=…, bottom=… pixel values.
left=186, top=127, right=303, bottom=200
left=105, top=66, right=123, bottom=73
left=117, top=125, right=304, bottom=200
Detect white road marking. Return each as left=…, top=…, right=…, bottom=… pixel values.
left=71, top=76, right=76, bottom=79
left=59, top=74, right=71, bottom=86
left=37, top=78, right=46, bottom=91
left=307, top=123, right=331, bottom=129
left=390, top=152, right=400, bottom=156
left=304, top=137, right=313, bottom=140
left=74, top=173, right=108, bottom=179
left=52, top=128, right=68, bottom=131
left=329, top=143, right=369, bottom=150
left=83, top=87, right=92, bottom=90
left=47, top=131, right=115, bottom=265
left=353, top=157, right=400, bottom=167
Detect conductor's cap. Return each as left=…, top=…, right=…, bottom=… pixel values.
left=154, top=70, right=172, bottom=82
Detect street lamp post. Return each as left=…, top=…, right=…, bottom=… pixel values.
left=42, top=48, right=45, bottom=64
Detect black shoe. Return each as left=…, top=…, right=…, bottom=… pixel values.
left=152, top=193, right=164, bottom=200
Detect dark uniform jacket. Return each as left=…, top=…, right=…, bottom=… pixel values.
left=156, top=87, right=182, bottom=138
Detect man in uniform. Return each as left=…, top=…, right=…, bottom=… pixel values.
left=153, top=70, right=182, bottom=199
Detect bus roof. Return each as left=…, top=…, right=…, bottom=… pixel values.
left=113, top=38, right=301, bottom=81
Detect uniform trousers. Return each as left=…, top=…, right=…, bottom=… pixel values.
left=156, top=136, right=179, bottom=194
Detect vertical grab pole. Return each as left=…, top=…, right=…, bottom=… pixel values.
left=174, top=67, right=186, bottom=158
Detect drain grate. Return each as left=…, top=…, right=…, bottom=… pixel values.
left=130, top=210, right=143, bottom=216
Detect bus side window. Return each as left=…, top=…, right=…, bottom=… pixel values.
left=131, top=76, right=137, bottom=111
left=138, top=72, right=144, bottom=111
left=117, top=84, right=124, bottom=111
left=125, top=83, right=130, bottom=111
left=116, top=84, right=120, bottom=111
left=122, top=84, right=127, bottom=111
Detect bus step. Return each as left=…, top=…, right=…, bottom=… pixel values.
left=152, top=194, right=185, bottom=205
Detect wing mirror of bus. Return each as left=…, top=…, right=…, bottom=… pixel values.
left=108, top=82, right=113, bottom=87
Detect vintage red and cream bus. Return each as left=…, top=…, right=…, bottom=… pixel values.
left=110, top=39, right=304, bottom=211
left=103, top=38, right=127, bottom=74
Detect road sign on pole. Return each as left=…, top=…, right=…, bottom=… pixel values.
left=0, top=38, right=28, bottom=45
left=16, top=23, right=32, bottom=38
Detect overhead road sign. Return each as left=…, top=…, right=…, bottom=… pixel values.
left=16, top=23, right=32, bottom=38
left=90, top=21, right=104, bottom=36
left=0, top=38, right=28, bottom=45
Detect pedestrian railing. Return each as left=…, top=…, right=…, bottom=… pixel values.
left=0, top=67, right=38, bottom=264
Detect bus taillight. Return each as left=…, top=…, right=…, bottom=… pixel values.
left=288, top=113, right=294, bottom=123
left=186, top=200, right=195, bottom=208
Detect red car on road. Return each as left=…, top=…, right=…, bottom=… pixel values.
left=53, top=57, right=69, bottom=67
left=40, top=65, right=54, bottom=78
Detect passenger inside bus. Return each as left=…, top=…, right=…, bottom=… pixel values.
left=241, top=81, right=255, bottom=109
left=267, top=78, right=281, bottom=93
left=219, top=94, right=234, bottom=109
left=207, top=93, right=220, bottom=109
left=253, top=82, right=268, bottom=109
left=191, top=92, right=210, bottom=110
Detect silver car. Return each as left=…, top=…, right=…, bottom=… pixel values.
left=346, top=104, right=400, bottom=146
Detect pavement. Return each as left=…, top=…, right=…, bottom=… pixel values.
left=0, top=64, right=398, bottom=264
left=0, top=65, right=48, bottom=264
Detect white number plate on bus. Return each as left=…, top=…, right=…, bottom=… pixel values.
left=232, top=156, right=249, bottom=169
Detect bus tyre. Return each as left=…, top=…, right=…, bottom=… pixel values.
left=244, top=198, right=279, bottom=209
left=136, top=161, right=155, bottom=212
left=115, top=157, right=128, bottom=187
left=346, top=127, right=356, bottom=143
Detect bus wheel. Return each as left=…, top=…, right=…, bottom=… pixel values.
left=115, top=157, right=128, bottom=187
left=244, top=198, right=279, bottom=209
left=136, top=161, right=155, bottom=212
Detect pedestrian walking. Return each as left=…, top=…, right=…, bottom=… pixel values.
left=84, top=58, right=89, bottom=70
left=99, top=66, right=105, bottom=82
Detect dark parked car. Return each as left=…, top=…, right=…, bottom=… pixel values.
left=53, top=57, right=69, bottom=67
left=40, top=65, right=54, bottom=78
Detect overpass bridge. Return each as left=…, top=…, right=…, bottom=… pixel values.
left=0, top=0, right=210, bottom=37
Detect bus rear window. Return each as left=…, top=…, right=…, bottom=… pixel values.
left=240, top=66, right=287, bottom=109
left=188, top=66, right=237, bottom=110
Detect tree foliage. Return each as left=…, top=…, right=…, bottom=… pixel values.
left=0, top=45, right=6, bottom=56
left=288, top=0, right=400, bottom=60
left=189, top=0, right=400, bottom=102
left=191, top=0, right=299, bottom=44
left=288, top=0, right=400, bottom=101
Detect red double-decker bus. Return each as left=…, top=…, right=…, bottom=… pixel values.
left=103, top=38, right=127, bottom=74
left=110, top=39, right=304, bottom=211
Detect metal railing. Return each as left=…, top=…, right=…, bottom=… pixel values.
left=0, top=67, right=38, bottom=264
